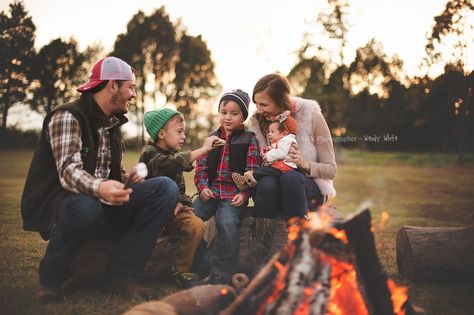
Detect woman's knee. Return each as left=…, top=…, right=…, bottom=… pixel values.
left=256, top=176, right=279, bottom=195
left=279, top=171, right=305, bottom=188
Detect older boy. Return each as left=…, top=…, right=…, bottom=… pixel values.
left=139, top=108, right=220, bottom=287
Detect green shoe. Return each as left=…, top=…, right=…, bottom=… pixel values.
left=172, top=271, right=200, bottom=288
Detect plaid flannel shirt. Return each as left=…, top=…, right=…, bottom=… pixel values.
left=47, top=110, right=123, bottom=197
left=194, top=128, right=261, bottom=200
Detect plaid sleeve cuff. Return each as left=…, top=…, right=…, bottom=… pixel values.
left=91, top=178, right=105, bottom=198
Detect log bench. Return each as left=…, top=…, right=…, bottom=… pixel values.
left=71, top=207, right=287, bottom=284
left=71, top=206, right=342, bottom=284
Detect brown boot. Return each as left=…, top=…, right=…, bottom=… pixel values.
left=35, top=284, right=63, bottom=304
left=232, top=172, right=250, bottom=192
left=244, top=171, right=257, bottom=187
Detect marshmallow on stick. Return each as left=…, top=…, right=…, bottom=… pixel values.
left=212, top=139, right=226, bottom=147
left=124, top=162, right=148, bottom=188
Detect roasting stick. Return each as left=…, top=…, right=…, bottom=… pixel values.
left=219, top=252, right=283, bottom=315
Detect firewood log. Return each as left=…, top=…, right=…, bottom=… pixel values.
left=396, top=225, right=474, bottom=281
left=123, top=301, right=177, bottom=315
left=124, top=285, right=236, bottom=315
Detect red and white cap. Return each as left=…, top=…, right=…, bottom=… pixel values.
left=76, top=56, right=135, bottom=93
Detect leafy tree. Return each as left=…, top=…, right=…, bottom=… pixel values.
left=113, top=9, right=176, bottom=144
left=170, top=34, right=220, bottom=118
left=113, top=7, right=219, bottom=145
left=0, top=1, right=35, bottom=131
left=317, top=0, right=351, bottom=66
left=425, top=0, right=474, bottom=72
left=347, top=39, right=395, bottom=97
left=29, top=38, right=86, bottom=115
left=424, top=0, right=474, bottom=163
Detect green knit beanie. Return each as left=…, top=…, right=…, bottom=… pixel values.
left=144, top=108, right=181, bottom=142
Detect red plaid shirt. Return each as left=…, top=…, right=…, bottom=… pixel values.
left=194, top=127, right=261, bottom=200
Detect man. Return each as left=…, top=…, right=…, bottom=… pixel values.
left=21, top=56, right=178, bottom=303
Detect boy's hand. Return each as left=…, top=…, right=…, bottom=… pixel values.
left=174, top=202, right=185, bottom=216
left=127, top=173, right=145, bottom=185
left=231, top=193, right=247, bottom=207
left=174, top=203, right=195, bottom=215
left=98, top=180, right=132, bottom=205
left=203, top=135, right=222, bottom=151
left=200, top=188, right=215, bottom=202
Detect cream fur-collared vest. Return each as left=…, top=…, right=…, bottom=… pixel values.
left=250, top=97, right=336, bottom=198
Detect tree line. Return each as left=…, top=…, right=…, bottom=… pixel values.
left=287, top=0, right=473, bottom=163
left=1, top=0, right=473, bottom=159
left=0, top=1, right=220, bottom=147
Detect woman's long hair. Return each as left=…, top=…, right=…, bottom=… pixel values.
left=252, top=73, right=292, bottom=136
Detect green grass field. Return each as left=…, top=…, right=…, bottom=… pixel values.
left=1, top=149, right=473, bottom=314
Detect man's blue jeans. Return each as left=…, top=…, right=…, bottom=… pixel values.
left=38, top=177, right=178, bottom=287
left=193, top=198, right=246, bottom=282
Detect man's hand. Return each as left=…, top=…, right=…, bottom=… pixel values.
left=199, top=188, right=215, bottom=202
left=231, top=193, right=247, bottom=207
left=98, top=180, right=132, bottom=205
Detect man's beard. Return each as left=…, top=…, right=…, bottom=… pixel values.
left=111, top=92, right=128, bottom=115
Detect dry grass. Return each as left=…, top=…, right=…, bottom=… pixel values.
left=1, top=149, right=473, bottom=314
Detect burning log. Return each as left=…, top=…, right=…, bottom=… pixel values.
left=124, top=285, right=236, bottom=315
left=396, top=224, right=474, bottom=281
left=218, top=208, right=412, bottom=315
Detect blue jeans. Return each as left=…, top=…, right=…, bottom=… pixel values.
left=38, top=177, right=178, bottom=287
left=193, top=198, right=246, bottom=281
left=252, top=170, right=323, bottom=218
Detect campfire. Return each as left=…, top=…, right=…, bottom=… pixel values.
left=126, top=209, right=415, bottom=315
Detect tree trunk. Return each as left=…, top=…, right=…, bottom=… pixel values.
left=396, top=225, right=474, bottom=281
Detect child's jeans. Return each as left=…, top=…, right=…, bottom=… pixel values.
left=193, top=198, right=246, bottom=282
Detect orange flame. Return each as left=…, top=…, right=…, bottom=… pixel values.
left=287, top=217, right=301, bottom=241
left=220, top=287, right=229, bottom=296
left=380, top=211, right=390, bottom=230
left=328, top=227, right=348, bottom=244
left=256, top=260, right=289, bottom=315
left=387, top=279, right=408, bottom=315
left=326, top=255, right=369, bottom=315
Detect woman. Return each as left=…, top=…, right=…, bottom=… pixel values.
left=249, top=73, right=336, bottom=218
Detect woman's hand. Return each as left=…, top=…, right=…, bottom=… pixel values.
left=231, top=193, right=247, bottom=207
left=288, top=143, right=310, bottom=173
left=199, top=187, right=215, bottom=202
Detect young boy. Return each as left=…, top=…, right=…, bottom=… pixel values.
left=193, top=89, right=261, bottom=285
left=139, top=108, right=220, bottom=288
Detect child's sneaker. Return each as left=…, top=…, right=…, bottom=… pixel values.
left=232, top=172, right=250, bottom=192
left=171, top=270, right=201, bottom=288
left=244, top=170, right=257, bottom=187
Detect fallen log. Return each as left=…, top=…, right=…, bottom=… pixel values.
left=124, top=285, right=236, bottom=315
left=396, top=225, right=474, bottom=281
left=72, top=206, right=342, bottom=283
